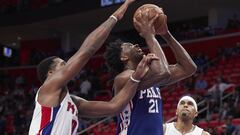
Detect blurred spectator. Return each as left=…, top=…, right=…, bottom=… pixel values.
left=88, top=70, right=101, bottom=91
left=224, top=116, right=235, bottom=135
left=233, top=99, right=240, bottom=118
left=207, top=76, right=235, bottom=103
left=195, top=74, right=208, bottom=90
left=15, top=74, right=25, bottom=86
left=0, top=115, right=6, bottom=134
left=193, top=53, right=209, bottom=71
left=184, top=76, right=195, bottom=91
left=232, top=126, right=240, bottom=135
left=219, top=102, right=231, bottom=120
left=78, top=118, right=91, bottom=132
left=221, top=124, right=228, bottom=135
left=79, top=74, right=92, bottom=99
left=6, top=114, right=15, bottom=135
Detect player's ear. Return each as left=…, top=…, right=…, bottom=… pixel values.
left=47, top=70, right=54, bottom=77
left=194, top=111, right=198, bottom=117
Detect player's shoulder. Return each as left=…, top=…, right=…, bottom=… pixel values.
left=163, top=122, right=175, bottom=134
left=202, top=130, right=210, bottom=135
left=114, top=69, right=134, bottom=92
left=115, top=69, right=134, bottom=82
left=164, top=122, right=174, bottom=129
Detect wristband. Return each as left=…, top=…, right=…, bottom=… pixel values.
left=110, top=15, right=118, bottom=22
left=130, top=75, right=141, bottom=83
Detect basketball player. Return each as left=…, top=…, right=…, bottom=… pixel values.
left=164, top=96, right=210, bottom=135
left=27, top=0, right=155, bottom=135
left=104, top=12, right=197, bottom=134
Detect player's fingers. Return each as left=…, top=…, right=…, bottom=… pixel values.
left=164, top=15, right=167, bottom=22
left=149, top=14, right=159, bottom=25
left=133, top=18, right=142, bottom=27
left=146, top=53, right=157, bottom=58
left=142, top=9, right=149, bottom=22
left=146, top=53, right=159, bottom=63
left=139, top=55, right=148, bottom=67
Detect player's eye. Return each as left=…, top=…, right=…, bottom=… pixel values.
left=188, top=102, right=193, bottom=106
left=180, top=101, right=185, bottom=105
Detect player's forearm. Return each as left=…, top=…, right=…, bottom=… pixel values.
left=109, top=79, right=138, bottom=114
left=144, top=35, right=169, bottom=74
left=79, top=79, right=138, bottom=117
left=70, top=0, right=132, bottom=61
left=61, top=18, right=117, bottom=86
left=75, top=17, right=117, bottom=59
left=161, top=31, right=197, bottom=73
left=112, top=0, right=133, bottom=20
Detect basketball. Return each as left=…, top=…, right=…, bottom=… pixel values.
left=133, top=4, right=165, bottom=34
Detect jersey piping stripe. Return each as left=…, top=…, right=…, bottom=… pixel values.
left=37, top=106, right=60, bottom=135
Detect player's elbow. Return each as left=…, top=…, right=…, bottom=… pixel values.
left=183, top=66, right=197, bottom=79
left=188, top=63, right=197, bottom=76
left=163, top=70, right=171, bottom=78
left=156, top=70, right=171, bottom=83
left=108, top=103, right=124, bottom=115
left=181, top=61, right=197, bottom=77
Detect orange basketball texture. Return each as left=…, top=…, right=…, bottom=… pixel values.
left=133, top=4, right=165, bottom=34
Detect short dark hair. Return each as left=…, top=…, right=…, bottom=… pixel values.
left=104, top=41, right=125, bottom=75
left=37, top=56, right=58, bottom=84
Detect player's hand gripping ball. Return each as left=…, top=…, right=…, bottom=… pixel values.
left=133, top=4, right=166, bottom=34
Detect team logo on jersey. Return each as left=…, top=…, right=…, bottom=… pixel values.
left=139, top=87, right=161, bottom=99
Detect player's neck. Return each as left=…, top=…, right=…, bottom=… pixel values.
left=125, top=62, right=137, bottom=70
left=175, top=120, right=194, bottom=134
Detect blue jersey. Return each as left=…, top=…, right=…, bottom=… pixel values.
left=116, top=86, right=164, bottom=135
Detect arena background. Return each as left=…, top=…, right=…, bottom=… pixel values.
left=0, top=0, right=240, bottom=134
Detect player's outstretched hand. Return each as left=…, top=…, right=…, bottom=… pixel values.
left=112, top=0, right=136, bottom=21
left=132, top=53, right=159, bottom=81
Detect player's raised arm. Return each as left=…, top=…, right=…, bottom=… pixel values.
left=132, top=9, right=170, bottom=89
left=42, top=0, right=136, bottom=92
left=159, top=15, right=197, bottom=85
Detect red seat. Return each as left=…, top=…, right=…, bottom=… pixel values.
left=162, top=92, right=169, bottom=97
left=211, top=113, right=220, bottom=120
left=198, top=121, right=208, bottom=129
left=171, top=92, right=179, bottom=97
left=232, top=118, right=240, bottom=125
left=224, top=86, right=235, bottom=93
left=209, top=120, right=221, bottom=128
left=163, top=103, right=171, bottom=110
left=167, top=97, right=175, bottom=102
left=225, top=64, right=233, bottom=69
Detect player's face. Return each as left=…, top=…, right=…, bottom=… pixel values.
left=176, top=99, right=197, bottom=121
left=51, top=58, right=67, bottom=72
left=121, top=43, right=144, bottom=63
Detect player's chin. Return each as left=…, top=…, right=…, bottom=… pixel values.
left=181, top=110, right=191, bottom=116
left=136, top=54, right=144, bottom=62
left=181, top=115, right=191, bottom=120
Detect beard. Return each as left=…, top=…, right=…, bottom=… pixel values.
left=131, top=52, right=144, bottom=64
left=180, top=111, right=191, bottom=121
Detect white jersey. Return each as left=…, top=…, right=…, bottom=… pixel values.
left=165, top=122, right=203, bottom=135
left=28, top=90, right=79, bottom=135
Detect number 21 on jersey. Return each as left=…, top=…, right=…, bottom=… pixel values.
left=148, top=99, right=159, bottom=113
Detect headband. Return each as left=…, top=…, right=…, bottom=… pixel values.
left=177, top=96, right=198, bottom=111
